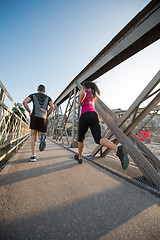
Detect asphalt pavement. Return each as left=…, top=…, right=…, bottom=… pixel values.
left=0, top=138, right=160, bottom=240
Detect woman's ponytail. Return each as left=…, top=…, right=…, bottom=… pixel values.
left=90, top=82, right=100, bottom=100
left=82, top=81, right=100, bottom=100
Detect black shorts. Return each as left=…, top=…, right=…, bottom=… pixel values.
left=30, top=115, right=47, bottom=133
left=78, top=111, right=102, bottom=144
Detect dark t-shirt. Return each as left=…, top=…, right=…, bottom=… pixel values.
left=29, top=93, right=52, bottom=119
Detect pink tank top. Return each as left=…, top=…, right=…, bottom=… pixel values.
left=81, top=91, right=96, bottom=115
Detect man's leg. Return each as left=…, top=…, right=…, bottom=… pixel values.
left=38, top=131, right=46, bottom=151
left=38, top=131, right=45, bottom=140
left=31, top=129, right=38, bottom=156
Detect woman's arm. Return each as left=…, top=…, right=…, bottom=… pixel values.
left=78, top=90, right=86, bottom=108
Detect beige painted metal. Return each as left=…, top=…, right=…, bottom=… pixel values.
left=47, top=88, right=80, bottom=148
left=92, top=71, right=160, bottom=158
left=0, top=88, right=5, bottom=118
left=57, top=92, right=74, bottom=143
left=95, top=101, right=160, bottom=186
left=0, top=81, right=30, bottom=164
left=71, top=88, right=77, bottom=147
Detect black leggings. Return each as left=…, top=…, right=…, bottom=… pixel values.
left=78, top=111, right=102, bottom=144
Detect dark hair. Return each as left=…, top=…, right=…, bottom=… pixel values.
left=82, top=81, right=100, bottom=100
left=38, top=84, right=45, bottom=92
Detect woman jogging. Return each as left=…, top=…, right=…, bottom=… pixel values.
left=75, top=81, right=129, bottom=170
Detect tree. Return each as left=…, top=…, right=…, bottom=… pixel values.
left=12, top=103, right=27, bottom=122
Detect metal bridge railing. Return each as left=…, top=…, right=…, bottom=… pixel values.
left=47, top=71, right=160, bottom=188
left=0, top=81, right=30, bottom=165
left=47, top=1, right=160, bottom=188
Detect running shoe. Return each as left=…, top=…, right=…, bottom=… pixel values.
left=74, top=154, right=83, bottom=164
left=116, top=145, right=129, bottom=170
left=30, top=155, right=36, bottom=162
left=39, top=134, right=46, bottom=151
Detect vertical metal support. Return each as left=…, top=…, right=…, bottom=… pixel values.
left=0, top=88, right=5, bottom=119
left=16, top=116, right=22, bottom=152
left=71, top=87, right=78, bottom=148
left=52, top=110, right=56, bottom=139
left=55, top=106, right=60, bottom=141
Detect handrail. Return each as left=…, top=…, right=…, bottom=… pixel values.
left=0, top=81, right=30, bottom=167
left=0, top=81, right=29, bottom=124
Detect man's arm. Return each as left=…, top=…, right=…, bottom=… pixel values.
left=47, top=101, right=55, bottom=117
left=23, top=97, right=32, bottom=116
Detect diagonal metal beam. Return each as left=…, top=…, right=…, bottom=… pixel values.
left=94, top=96, right=160, bottom=170
left=117, top=71, right=160, bottom=127
left=123, top=93, right=160, bottom=136
left=91, top=70, right=160, bottom=155
left=95, top=101, right=160, bottom=187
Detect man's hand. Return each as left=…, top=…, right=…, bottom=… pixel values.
left=47, top=101, right=55, bottom=117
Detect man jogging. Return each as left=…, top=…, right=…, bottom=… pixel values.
left=23, top=84, right=54, bottom=161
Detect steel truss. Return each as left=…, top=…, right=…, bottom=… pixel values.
left=93, top=72, right=160, bottom=187
left=47, top=1, right=160, bottom=187
left=0, top=81, right=30, bottom=163
left=47, top=89, right=80, bottom=147
left=54, top=1, right=160, bottom=106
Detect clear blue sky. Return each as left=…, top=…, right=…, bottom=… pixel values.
left=0, top=0, right=159, bottom=112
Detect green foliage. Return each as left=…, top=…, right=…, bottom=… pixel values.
left=12, top=103, right=27, bottom=122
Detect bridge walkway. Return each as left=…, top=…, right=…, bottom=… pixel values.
left=0, top=138, right=160, bottom=240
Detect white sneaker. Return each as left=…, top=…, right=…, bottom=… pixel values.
left=30, top=156, right=36, bottom=162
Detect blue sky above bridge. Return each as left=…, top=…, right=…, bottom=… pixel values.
left=0, top=0, right=159, bottom=112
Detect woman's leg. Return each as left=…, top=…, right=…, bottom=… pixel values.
left=78, top=141, right=84, bottom=159
left=90, top=113, right=129, bottom=169
left=77, top=113, right=89, bottom=159
left=90, top=112, right=117, bottom=153
left=99, top=137, right=117, bottom=153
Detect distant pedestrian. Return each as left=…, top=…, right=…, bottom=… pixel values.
left=75, top=81, right=129, bottom=170
left=23, top=84, right=54, bottom=161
